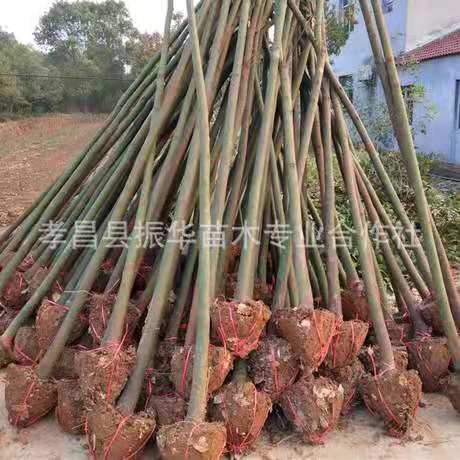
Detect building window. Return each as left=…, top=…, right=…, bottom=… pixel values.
left=382, top=0, right=394, bottom=14
left=401, top=85, right=416, bottom=125
left=339, top=75, right=354, bottom=102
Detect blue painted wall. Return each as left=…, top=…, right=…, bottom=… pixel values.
left=330, top=0, right=460, bottom=164
left=332, top=0, right=408, bottom=78
left=399, top=55, right=460, bottom=163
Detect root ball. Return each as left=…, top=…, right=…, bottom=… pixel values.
left=157, top=421, right=226, bottom=460
left=56, top=379, right=85, bottom=435
left=360, top=370, right=422, bottom=437
left=86, top=401, right=155, bottom=459
left=407, top=337, right=450, bottom=393
left=325, top=319, right=369, bottom=369
left=279, top=376, right=344, bottom=444
left=273, top=308, right=336, bottom=372
left=5, top=364, right=57, bottom=427
left=248, top=336, right=299, bottom=400
left=210, top=380, right=271, bottom=454
left=211, top=299, right=271, bottom=358
left=170, top=345, right=233, bottom=399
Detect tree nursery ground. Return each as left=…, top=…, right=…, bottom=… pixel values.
left=1, top=369, right=459, bottom=459
left=0, top=1, right=460, bottom=459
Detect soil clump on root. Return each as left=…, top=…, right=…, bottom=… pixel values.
left=248, top=336, right=299, bottom=400
left=0, top=341, right=13, bottom=367
left=224, top=275, right=273, bottom=306
left=26, top=267, right=63, bottom=299
left=360, top=345, right=409, bottom=374
left=407, top=337, right=450, bottom=392
left=36, top=299, right=88, bottom=350
left=86, top=400, right=156, bottom=460
left=0, top=309, right=15, bottom=334
left=320, top=358, right=365, bottom=415
left=14, top=326, right=41, bottom=365
left=341, top=288, right=370, bottom=322
left=148, top=393, right=187, bottom=428
left=1, top=269, right=28, bottom=310
left=210, top=380, right=271, bottom=454
left=360, top=369, right=422, bottom=437
left=157, top=421, right=227, bottom=460
left=325, top=319, right=369, bottom=369
left=279, top=376, right=344, bottom=444
left=76, top=345, right=136, bottom=405
left=446, top=372, right=460, bottom=413
left=56, top=379, right=85, bottom=434
left=88, top=293, right=140, bottom=345
left=419, top=300, right=445, bottom=336
left=5, top=364, right=57, bottom=427
left=53, top=347, right=78, bottom=380
left=170, top=344, right=233, bottom=399
left=211, top=299, right=271, bottom=358
left=273, top=308, right=336, bottom=372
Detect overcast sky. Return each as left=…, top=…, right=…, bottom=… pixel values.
left=1, top=0, right=194, bottom=47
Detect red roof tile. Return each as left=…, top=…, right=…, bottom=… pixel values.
left=399, top=28, right=460, bottom=64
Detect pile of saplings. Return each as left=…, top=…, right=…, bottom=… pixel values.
left=0, top=0, right=459, bottom=458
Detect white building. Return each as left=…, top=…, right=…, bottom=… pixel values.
left=331, top=0, right=460, bottom=164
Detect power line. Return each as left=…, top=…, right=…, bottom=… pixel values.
left=0, top=72, right=134, bottom=82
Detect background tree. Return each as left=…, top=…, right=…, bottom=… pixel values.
left=126, top=12, right=183, bottom=76
left=0, top=27, right=63, bottom=114
left=126, top=31, right=162, bottom=77
left=325, top=0, right=355, bottom=56
left=34, top=0, right=135, bottom=112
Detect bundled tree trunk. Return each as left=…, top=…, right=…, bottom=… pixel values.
left=1, top=0, right=459, bottom=458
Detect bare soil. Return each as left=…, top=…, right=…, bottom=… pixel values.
left=2, top=369, right=460, bottom=459
left=0, top=114, right=105, bottom=228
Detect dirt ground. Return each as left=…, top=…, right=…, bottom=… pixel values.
left=0, top=114, right=105, bottom=227
left=0, top=368, right=459, bottom=459
left=0, top=114, right=459, bottom=458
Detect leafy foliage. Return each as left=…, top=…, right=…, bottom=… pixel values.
left=125, top=12, right=184, bottom=77
left=325, top=0, right=355, bottom=56
left=126, top=30, right=162, bottom=77
left=0, top=28, right=63, bottom=113
left=1, top=0, right=182, bottom=117
left=34, top=0, right=135, bottom=112
left=361, top=152, right=460, bottom=265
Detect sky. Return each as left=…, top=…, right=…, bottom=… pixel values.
left=1, top=0, right=194, bottom=47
